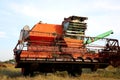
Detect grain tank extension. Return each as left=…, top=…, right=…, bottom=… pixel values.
left=14, top=16, right=120, bottom=76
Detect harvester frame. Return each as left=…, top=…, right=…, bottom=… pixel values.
left=14, top=34, right=119, bottom=76
left=13, top=16, right=120, bottom=76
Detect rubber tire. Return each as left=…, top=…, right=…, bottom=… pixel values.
left=21, top=68, right=30, bottom=76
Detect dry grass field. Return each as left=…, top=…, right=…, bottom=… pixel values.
left=0, top=63, right=120, bottom=80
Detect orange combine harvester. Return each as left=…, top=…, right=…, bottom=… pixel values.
left=14, top=16, right=120, bottom=76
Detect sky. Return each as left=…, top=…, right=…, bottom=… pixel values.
left=0, top=0, right=120, bottom=61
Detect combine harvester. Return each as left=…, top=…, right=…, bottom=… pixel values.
left=14, top=16, right=120, bottom=76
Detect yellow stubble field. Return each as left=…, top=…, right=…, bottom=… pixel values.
left=0, top=63, right=120, bottom=80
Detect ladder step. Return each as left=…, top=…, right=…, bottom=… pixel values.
left=69, top=22, right=86, bottom=25
left=66, top=31, right=84, bottom=34
left=67, top=28, right=85, bottom=31
left=66, top=30, right=84, bottom=33
left=68, top=26, right=86, bottom=29
left=68, top=27, right=86, bottom=30
left=65, top=33, right=84, bottom=36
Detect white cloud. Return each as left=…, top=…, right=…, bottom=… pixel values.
left=9, top=3, right=72, bottom=23
left=0, top=31, right=6, bottom=38
left=93, top=0, right=120, bottom=11
left=9, top=1, right=120, bottom=40
left=9, top=0, right=120, bottom=17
